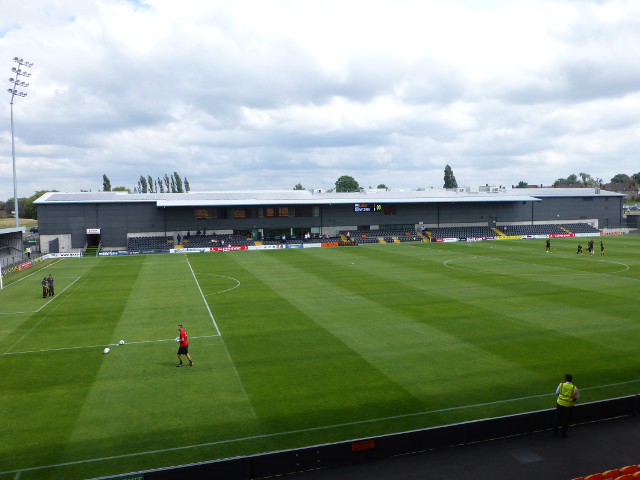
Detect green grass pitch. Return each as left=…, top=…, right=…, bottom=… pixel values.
left=1, top=236, right=639, bottom=479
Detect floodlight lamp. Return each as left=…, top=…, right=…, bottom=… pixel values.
left=9, top=77, right=14, bottom=82
left=13, top=56, right=18, bottom=61
left=7, top=88, right=13, bottom=93
left=11, top=67, right=17, bottom=73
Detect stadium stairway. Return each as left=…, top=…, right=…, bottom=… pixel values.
left=493, top=227, right=506, bottom=236
left=85, top=245, right=99, bottom=257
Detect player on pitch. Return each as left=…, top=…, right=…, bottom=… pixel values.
left=176, top=324, right=193, bottom=367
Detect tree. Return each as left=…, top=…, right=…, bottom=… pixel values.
left=139, top=175, right=148, bottom=193
left=170, top=176, right=175, bottom=193
left=103, top=174, right=111, bottom=192
left=164, top=174, right=170, bottom=192
left=632, top=172, right=640, bottom=184
left=21, top=190, right=57, bottom=219
left=174, top=172, right=183, bottom=193
left=184, top=178, right=190, bottom=192
left=553, top=174, right=580, bottom=186
left=515, top=181, right=528, bottom=188
left=157, top=177, right=164, bottom=193
left=443, top=165, right=458, bottom=189
left=335, top=175, right=360, bottom=192
left=148, top=175, right=154, bottom=193
left=611, top=173, right=633, bottom=184
left=377, top=184, right=388, bottom=189
left=578, top=172, right=601, bottom=186
left=113, top=186, right=131, bottom=193
left=293, top=183, right=304, bottom=190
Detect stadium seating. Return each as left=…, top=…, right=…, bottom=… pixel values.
left=397, top=235, right=422, bottom=243
left=353, top=237, right=380, bottom=244
left=125, top=222, right=602, bottom=251
left=425, top=223, right=601, bottom=240
left=574, top=464, right=640, bottom=480
left=563, top=223, right=600, bottom=234
left=584, top=474, right=603, bottom=480
left=427, top=226, right=495, bottom=240
left=619, top=466, right=639, bottom=475
left=127, top=236, right=171, bottom=252
left=339, top=229, right=417, bottom=238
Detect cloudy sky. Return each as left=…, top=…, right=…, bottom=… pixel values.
left=1, top=0, right=639, bottom=200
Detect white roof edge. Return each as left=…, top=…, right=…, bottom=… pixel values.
left=34, top=187, right=622, bottom=206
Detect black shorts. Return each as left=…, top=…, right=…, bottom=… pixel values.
left=178, top=346, right=189, bottom=355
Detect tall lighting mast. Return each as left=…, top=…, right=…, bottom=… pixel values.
left=7, top=57, right=33, bottom=228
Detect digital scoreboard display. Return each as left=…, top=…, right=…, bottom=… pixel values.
left=354, top=203, right=382, bottom=212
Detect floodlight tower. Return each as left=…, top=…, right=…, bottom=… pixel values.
left=7, top=57, right=33, bottom=228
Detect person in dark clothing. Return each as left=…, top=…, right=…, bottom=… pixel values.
left=42, top=277, right=48, bottom=298
left=47, top=274, right=54, bottom=296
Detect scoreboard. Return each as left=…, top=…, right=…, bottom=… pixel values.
left=354, top=203, right=382, bottom=212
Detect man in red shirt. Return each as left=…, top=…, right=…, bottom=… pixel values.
left=176, top=324, right=193, bottom=367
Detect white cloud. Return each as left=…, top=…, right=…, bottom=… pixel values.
left=1, top=0, right=640, bottom=201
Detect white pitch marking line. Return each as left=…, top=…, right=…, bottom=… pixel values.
left=183, top=256, right=256, bottom=419
left=0, top=276, right=82, bottom=315
left=0, top=258, right=64, bottom=290
left=195, top=273, right=241, bottom=297
left=183, top=255, right=221, bottom=336
left=3, top=377, right=640, bottom=476
left=0, top=335, right=221, bottom=356
left=2, top=280, right=80, bottom=355
left=35, top=277, right=81, bottom=312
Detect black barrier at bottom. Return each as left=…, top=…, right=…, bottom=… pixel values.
left=91, top=395, right=638, bottom=480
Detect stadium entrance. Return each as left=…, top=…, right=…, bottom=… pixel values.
left=86, top=228, right=101, bottom=247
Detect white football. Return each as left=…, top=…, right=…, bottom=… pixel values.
left=119, top=340, right=125, bottom=345
left=103, top=347, right=110, bottom=354
left=175, top=337, right=180, bottom=342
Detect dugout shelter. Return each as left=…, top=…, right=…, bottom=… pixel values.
left=0, top=226, right=26, bottom=269
left=34, top=186, right=624, bottom=254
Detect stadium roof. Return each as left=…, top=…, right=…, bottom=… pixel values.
left=34, top=187, right=621, bottom=208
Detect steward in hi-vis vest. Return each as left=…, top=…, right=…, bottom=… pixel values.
left=557, top=382, right=578, bottom=407
left=553, top=374, right=579, bottom=438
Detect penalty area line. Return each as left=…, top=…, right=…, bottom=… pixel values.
left=184, top=254, right=221, bottom=336
left=0, top=334, right=221, bottom=357
left=0, top=276, right=82, bottom=316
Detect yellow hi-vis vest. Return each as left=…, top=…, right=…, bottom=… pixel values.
left=557, top=382, right=577, bottom=407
